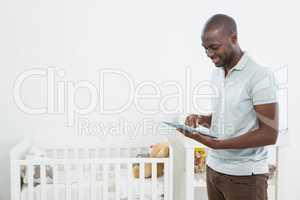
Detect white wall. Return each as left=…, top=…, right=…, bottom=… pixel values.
left=1, top=0, right=299, bottom=199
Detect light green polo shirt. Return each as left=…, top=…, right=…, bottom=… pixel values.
left=207, top=52, right=277, bottom=176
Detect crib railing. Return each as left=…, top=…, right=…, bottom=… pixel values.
left=10, top=140, right=173, bottom=200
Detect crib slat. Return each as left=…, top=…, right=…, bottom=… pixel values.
left=80, top=148, right=88, bottom=200
left=61, top=149, right=66, bottom=159
left=103, top=164, right=108, bottom=200
left=11, top=162, right=21, bottom=200
left=126, top=148, right=130, bottom=158
left=152, top=162, right=158, bottom=200
left=140, top=162, right=145, bottom=200
left=116, top=148, right=121, bottom=158
left=78, top=164, right=85, bottom=200
left=108, top=148, right=113, bottom=158
left=78, top=184, right=85, bottom=200
left=40, top=164, right=46, bottom=200
left=127, top=162, right=132, bottom=200
left=27, top=164, right=34, bottom=200
left=91, top=164, right=96, bottom=200
left=55, top=150, right=59, bottom=159
left=83, top=148, right=87, bottom=158
left=104, top=148, right=108, bottom=158
left=74, top=149, right=79, bottom=159
left=131, top=148, right=136, bottom=158
left=66, top=165, right=72, bottom=200
left=164, top=161, right=169, bottom=200
left=52, top=164, right=59, bottom=200
left=115, top=163, right=121, bottom=200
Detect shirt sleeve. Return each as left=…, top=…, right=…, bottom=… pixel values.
left=250, top=67, right=277, bottom=105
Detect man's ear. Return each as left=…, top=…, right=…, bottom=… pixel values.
left=230, top=32, right=238, bottom=44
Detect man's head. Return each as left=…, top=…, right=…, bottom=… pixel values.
left=201, top=14, right=240, bottom=68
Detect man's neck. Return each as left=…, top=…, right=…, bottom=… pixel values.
left=224, top=49, right=243, bottom=76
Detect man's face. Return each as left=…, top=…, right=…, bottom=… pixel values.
left=201, top=28, right=235, bottom=67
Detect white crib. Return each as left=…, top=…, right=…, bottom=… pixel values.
left=10, top=137, right=174, bottom=200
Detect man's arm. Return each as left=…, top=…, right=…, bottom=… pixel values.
left=183, top=103, right=278, bottom=149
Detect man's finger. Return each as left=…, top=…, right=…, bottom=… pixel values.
left=192, top=117, right=197, bottom=128
left=176, top=128, right=189, bottom=135
left=185, top=118, right=189, bottom=126
left=185, top=116, right=192, bottom=126
left=186, top=116, right=194, bottom=127
left=176, top=128, right=185, bottom=133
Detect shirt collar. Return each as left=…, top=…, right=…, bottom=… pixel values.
left=230, top=51, right=249, bottom=71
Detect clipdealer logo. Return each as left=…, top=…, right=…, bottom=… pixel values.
left=13, top=67, right=220, bottom=127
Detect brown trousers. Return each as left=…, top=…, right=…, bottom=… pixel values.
left=206, top=166, right=268, bottom=200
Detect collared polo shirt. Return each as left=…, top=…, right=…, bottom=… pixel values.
left=207, top=52, right=277, bottom=176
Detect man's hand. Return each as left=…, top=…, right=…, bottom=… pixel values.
left=176, top=128, right=219, bottom=148
left=185, top=114, right=212, bottom=128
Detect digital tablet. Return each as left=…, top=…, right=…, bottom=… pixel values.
left=163, top=121, right=217, bottom=139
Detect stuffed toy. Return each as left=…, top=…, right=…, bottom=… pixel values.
left=132, top=143, right=169, bottom=178
left=194, top=147, right=206, bottom=173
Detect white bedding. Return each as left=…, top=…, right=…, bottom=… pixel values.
left=21, top=169, right=164, bottom=200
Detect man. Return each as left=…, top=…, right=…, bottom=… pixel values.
left=178, top=14, right=278, bottom=200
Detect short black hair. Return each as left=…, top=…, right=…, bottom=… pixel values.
left=203, top=14, right=237, bottom=36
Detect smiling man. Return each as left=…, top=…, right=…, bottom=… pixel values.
left=179, top=14, right=278, bottom=200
